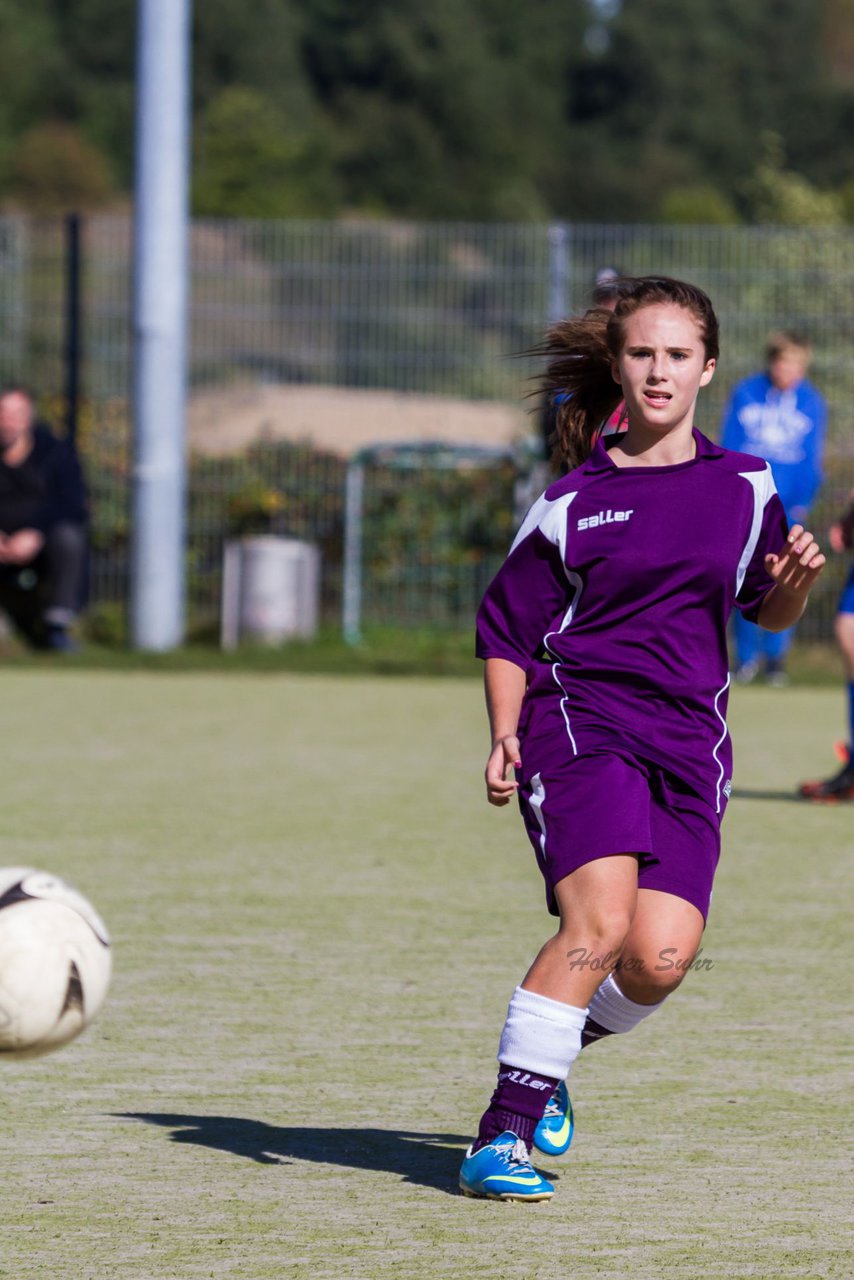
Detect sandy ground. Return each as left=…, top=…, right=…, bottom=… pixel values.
left=187, top=383, right=530, bottom=457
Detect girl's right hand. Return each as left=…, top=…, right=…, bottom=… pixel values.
left=485, top=735, right=522, bottom=806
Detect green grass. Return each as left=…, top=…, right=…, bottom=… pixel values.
left=0, top=626, right=846, bottom=684
left=0, top=672, right=850, bottom=1279
left=0, top=624, right=483, bottom=679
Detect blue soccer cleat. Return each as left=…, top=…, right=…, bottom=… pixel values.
left=459, top=1131, right=555, bottom=1201
left=533, top=1079, right=574, bottom=1156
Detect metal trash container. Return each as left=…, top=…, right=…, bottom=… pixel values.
left=220, top=536, right=320, bottom=649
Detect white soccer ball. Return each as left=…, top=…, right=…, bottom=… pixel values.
left=0, top=867, right=111, bottom=1060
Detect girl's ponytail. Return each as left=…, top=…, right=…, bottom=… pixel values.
left=534, top=309, right=623, bottom=469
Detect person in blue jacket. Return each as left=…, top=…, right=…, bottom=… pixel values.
left=720, top=331, right=827, bottom=685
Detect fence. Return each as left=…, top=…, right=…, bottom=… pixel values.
left=0, top=214, right=852, bottom=641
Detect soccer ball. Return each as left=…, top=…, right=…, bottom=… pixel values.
left=0, top=867, right=111, bottom=1060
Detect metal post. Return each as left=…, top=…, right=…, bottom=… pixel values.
left=342, top=459, right=365, bottom=645
left=130, top=0, right=192, bottom=650
left=64, top=212, right=82, bottom=446
left=547, top=222, right=570, bottom=323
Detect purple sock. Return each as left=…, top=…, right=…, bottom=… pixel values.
left=473, top=1064, right=560, bottom=1152
left=581, top=1015, right=615, bottom=1048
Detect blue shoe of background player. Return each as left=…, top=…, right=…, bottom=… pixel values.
left=459, top=1131, right=555, bottom=1201
left=533, top=1080, right=574, bottom=1156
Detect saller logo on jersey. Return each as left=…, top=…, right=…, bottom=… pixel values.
left=577, top=508, right=634, bottom=531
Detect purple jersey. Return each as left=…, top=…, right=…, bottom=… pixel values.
left=476, top=429, right=788, bottom=816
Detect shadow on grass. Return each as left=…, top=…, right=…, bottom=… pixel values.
left=118, top=1113, right=477, bottom=1195
left=730, top=787, right=810, bottom=803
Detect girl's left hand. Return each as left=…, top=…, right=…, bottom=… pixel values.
left=764, top=524, right=826, bottom=597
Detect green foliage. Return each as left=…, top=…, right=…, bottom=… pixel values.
left=0, top=0, right=135, bottom=193
left=361, top=456, right=518, bottom=626
left=67, top=400, right=520, bottom=638
left=47, top=0, right=136, bottom=183
left=1, top=0, right=854, bottom=222
left=300, top=0, right=584, bottom=218
left=8, top=122, right=114, bottom=212
left=192, top=0, right=312, bottom=126
left=742, top=134, right=845, bottom=226
left=225, top=479, right=290, bottom=537
left=660, top=185, right=741, bottom=226
left=84, top=601, right=127, bottom=648
left=553, top=0, right=854, bottom=222
left=193, top=87, right=337, bottom=217
left=187, top=443, right=518, bottom=633
left=839, top=178, right=854, bottom=223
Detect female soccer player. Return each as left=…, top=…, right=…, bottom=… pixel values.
left=459, top=277, right=826, bottom=1202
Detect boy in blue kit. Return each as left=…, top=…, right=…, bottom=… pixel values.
left=459, top=278, right=826, bottom=1202
left=721, top=331, right=827, bottom=686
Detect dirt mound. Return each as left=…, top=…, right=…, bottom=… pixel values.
left=187, top=383, right=529, bottom=457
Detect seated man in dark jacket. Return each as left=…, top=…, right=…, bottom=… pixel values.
left=0, top=385, right=88, bottom=650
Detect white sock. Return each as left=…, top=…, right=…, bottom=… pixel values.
left=497, top=986, right=588, bottom=1079
left=586, top=972, right=665, bottom=1035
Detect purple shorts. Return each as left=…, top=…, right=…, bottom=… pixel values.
left=517, top=750, right=721, bottom=922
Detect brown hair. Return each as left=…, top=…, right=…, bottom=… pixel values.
left=765, top=329, right=810, bottom=364
left=536, top=276, right=720, bottom=469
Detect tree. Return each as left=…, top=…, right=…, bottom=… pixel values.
left=742, top=134, right=844, bottom=227
left=192, top=0, right=314, bottom=128
left=0, top=0, right=852, bottom=223
left=301, top=0, right=585, bottom=217
left=659, top=185, right=740, bottom=226
left=193, top=87, right=337, bottom=217
left=46, top=0, right=136, bottom=185
left=8, top=122, right=114, bottom=212
left=555, top=0, right=854, bottom=221
left=0, top=2, right=64, bottom=184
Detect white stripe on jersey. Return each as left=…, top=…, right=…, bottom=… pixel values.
left=512, top=489, right=584, bottom=756
left=735, top=465, right=778, bottom=597
left=510, top=489, right=579, bottom=558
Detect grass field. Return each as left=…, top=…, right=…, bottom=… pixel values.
left=0, top=670, right=850, bottom=1280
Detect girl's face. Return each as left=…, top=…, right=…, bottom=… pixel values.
left=612, top=303, right=716, bottom=437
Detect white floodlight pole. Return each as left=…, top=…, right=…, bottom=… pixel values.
left=130, top=0, right=192, bottom=650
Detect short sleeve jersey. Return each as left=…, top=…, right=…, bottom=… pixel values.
left=476, top=428, right=788, bottom=816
